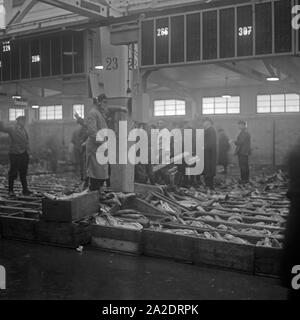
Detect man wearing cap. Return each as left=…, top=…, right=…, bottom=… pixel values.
left=0, top=115, right=32, bottom=196
left=203, top=117, right=217, bottom=190
left=85, top=94, right=110, bottom=191
left=235, top=120, right=251, bottom=184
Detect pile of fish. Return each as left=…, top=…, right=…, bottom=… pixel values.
left=84, top=171, right=289, bottom=248
left=90, top=192, right=150, bottom=230
left=136, top=171, right=289, bottom=248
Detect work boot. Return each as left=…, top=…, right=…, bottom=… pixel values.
left=23, top=189, right=33, bottom=196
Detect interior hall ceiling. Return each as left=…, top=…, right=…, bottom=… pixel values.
left=147, top=57, right=300, bottom=93
left=113, top=0, right=228, bottom=13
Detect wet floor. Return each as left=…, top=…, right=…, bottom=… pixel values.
left=0, top=239, right=287, bottom=300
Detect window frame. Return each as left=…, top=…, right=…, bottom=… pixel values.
left=38, top=105, right=63, bottom=121
left=202, top=96, right=241, bottom=115
left=73, top=104, right=85, bottom=119
left=8, top=108, right=25, bottom=122
left=257, top=93, right=300, bottom=114
left=153, top=99, right=187, bottom=117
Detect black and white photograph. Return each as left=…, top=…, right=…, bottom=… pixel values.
left=0, top=0, right=300, bottom=304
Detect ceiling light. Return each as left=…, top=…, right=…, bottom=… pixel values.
left=32, top=105, right=39, bottom=109
left=222, top=94, right=231, bottom=99
left=12, top=95, right=21, bottom=99
left=267, top=77, right=280, bottom=82
left=63, top=51, right=78, bottom=56
left=95, top=65, right=104, bottom=70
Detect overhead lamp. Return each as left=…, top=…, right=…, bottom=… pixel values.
left=222, top=94, right=232, bottom=99
left=12, top=94, right=21, bottom=99
left=32, top=105, right=39, bottom=109
left=95, top=65, right=104, bottom=70
left=267, top=77, right=280, bottom=82
left=63, top=51, right=77, bottom=56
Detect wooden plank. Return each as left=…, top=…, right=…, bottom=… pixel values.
left=91, top=238, right=140, bottom=255
left=36, top=221, right=91, bottom=248
left=90, top=224, right=142, bottom=254
left=0, top=216, right=37, bottom=241
left=193, top=238, right=255, bottom=273
left=142, top=230, right=195, bottom=263
left=254, top=247, right=282, bottom=277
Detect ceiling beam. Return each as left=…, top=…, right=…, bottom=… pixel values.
left=268, top=57, right=300, bottom=85
left=262, top=59, right=277, bottom=78
left=39, top=0, right=108, bottom=19
left=218, top=62, right=267, bottom=82
left=7, top=0, right=38, bottom=26
left=149, top=70, right=193, bottom=99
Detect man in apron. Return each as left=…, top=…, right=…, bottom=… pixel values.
left=86, top=94, right=109, bottom=191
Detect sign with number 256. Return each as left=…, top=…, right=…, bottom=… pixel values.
left=0, top=265, right=5, bottom=290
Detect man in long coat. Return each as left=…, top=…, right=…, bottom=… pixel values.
left=203, top=117, right=217, bottom=190
left=86, top=94, right=109, bottom=191
left=234, top=120, right=251, bottom=184
left=218, top=128, right=230, bottom=174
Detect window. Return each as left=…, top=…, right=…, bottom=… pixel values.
left=154, top=100, right=186, bottom=117
left=257, top=94, right=300, bottom=113
left=202, top=96, right=240, bottom=114
left=73, top=104, right=85, bottom=119
left=39, top=105, right=63, bottom=120
left=9, top=108, right=25, bottom=121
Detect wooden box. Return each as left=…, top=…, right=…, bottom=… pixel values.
left=41, top=191, right=99, bottom=222
left=193, top=238, right=255, bottom=273
left=142, top=230, right=195, bottom=263
left=0, top=215, right=37, bottom=241
left=36, top=220, right=91, bottom=248
left=91, top=224, right=142, bottom=255
left=254, top=247, right=282, bottom=277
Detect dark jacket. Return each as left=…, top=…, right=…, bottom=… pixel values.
left=235, top=129, right=251, bottom=156
left=204, top=126, right=217, bottom=177
left=218, top=131, right=230, bottom=166
left=0, top=121, right=29, bottom=155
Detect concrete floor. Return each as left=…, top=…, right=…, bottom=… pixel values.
left=0, top=239, right=287, bottom=300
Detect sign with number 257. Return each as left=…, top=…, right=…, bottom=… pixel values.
left=0, top=265, right=5, bottom=290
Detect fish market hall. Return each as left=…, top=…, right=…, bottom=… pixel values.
left=0, top=0, right=299, bottom=301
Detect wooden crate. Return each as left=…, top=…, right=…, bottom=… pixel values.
left=90, top=224, right=142, bottom=255
left=41, top=191, right=99, bottom=222
left=36, top=220, right=91, bottom=248
left=0, top=215, right=37, bottom=241
left=193, top=238, right=255, bottom=273
left=254, top=247, right=282, bottom=277
left=142, top=230, right=195, bottom=263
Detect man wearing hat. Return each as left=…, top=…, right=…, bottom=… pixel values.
left=0, top=115, right=32, bottom=196
left=235, top=120, right=251, bottom=184
left=85, top=94, right=110, bottom=191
